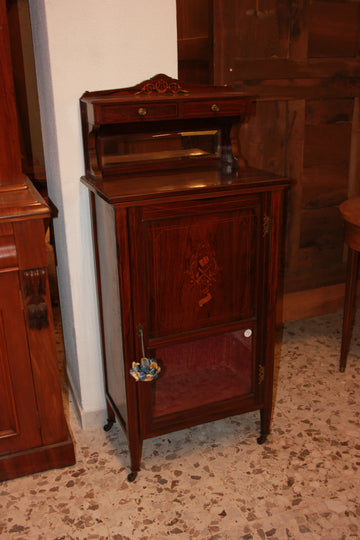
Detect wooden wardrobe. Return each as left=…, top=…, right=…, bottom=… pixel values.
left=177, top=0, right=360, bottom=320
left=0, top=0, right=74, bottom=481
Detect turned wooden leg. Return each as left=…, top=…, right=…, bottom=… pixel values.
left=127, top=426, right=143, bottom=482
left=103, top=399, right=116, bottom=432
left=340, top=247, right=359, bottom=372
left=257, top=407, right=270, bottom=445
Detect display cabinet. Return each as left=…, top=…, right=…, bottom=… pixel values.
left=80, top=74, right=289, bottom=481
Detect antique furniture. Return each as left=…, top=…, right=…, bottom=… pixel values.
left=339, top=197, right=360, bottom=372
left=0, top=0, right=74, bottom=480
left=177, top=0, right=360, bottom=322
left=80, top=74, right=289, bottom=481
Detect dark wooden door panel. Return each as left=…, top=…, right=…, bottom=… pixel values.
left=308, top=1, right=360, bottom=58
left=132, top=197, right=261, bottom=340
left=0, top=313, right=18, bottom=439
left=176, top=0, right=214, bottom=84
left=0, top=271, right=41, bottom=455
left=0, top=0, right=23, bottom=185
left=177, top=0, right=360, bottom=315
left=212, top=0, right=360, bottom=302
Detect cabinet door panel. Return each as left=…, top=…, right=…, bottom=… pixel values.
left=151, top=327, right=255, bottom=418
left=130, top=195, right=264, bottom=438
left=0, top=272, right=41, bottom=454
left=133, top=196, right=262, bottom=340
left=0, top=314, right=18, bottom=439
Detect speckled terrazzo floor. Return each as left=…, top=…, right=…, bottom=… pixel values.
left=1, top=309, right=360, bottom=540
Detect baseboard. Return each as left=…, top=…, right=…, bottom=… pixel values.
left=66, top=369, right=107, bottom=430
left=279, top=282, right=347, bottom=323
left=0, top=432, right=75, bottom=481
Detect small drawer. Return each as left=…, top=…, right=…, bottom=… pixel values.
left=183, top=98, right=248, bottom=118
left=99, top=102, right=178, bottom=123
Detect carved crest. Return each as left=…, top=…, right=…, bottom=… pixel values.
left=187, top=242, right=219, bottom=307
left=135, top=74, right=188, bottom=96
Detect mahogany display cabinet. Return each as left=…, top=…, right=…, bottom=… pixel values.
left=80, top=74, right=290, bottom=481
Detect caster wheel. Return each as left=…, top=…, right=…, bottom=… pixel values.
left=127, top=471, right=138, bottom=482
left=103, top=420, right=115, bottom=432
left=257, top=434, right=267, bottom=445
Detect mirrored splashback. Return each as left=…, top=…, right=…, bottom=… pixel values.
left=99, top=129, right=221, bottom=171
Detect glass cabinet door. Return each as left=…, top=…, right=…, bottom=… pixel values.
left=129, top=194, right=264, bottom=436
left=151, top=327, right=254, bottom=418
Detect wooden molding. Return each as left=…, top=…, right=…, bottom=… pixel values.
left=278, top=282, right=359, bottom=323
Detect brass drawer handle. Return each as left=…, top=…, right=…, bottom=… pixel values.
left=138, top=107, right=147, bottom=117
left=211, top=104, right=220, bottom=112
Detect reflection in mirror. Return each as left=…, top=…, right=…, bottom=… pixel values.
left=99, top=129, right=221, bottom=169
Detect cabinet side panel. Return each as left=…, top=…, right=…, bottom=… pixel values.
left=13, top=220, right=69, bottom=445
left=95, top=196, right=128, bottom=426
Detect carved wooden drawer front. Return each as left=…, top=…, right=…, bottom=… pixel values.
left=183, top=99, right=248, bottom=117
left=99, top=102, right=179, bottom=123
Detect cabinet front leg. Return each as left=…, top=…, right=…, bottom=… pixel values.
left=257, top=407, right=270, bottom=445
left=127, top=434, right=143, bottom=482
left=340, top=247, right=359, bottom=372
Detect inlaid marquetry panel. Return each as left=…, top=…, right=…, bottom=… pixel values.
left=134, top=196, right=261, bottom=340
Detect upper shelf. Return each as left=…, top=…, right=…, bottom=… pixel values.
left=80, top=74, right=254, bottom=181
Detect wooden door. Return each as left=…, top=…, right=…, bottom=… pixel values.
left=129, top=194, right=265, bottom=437
left=177, top=0, right=360, bottom=319
left=213, top=0, right=360, bottom=318
left=0, top=270, right=42, bottom=455
left=176, top=0, right=214, bottom=84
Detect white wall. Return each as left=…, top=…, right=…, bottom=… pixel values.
left=29, top=0, right=178, bottom=428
